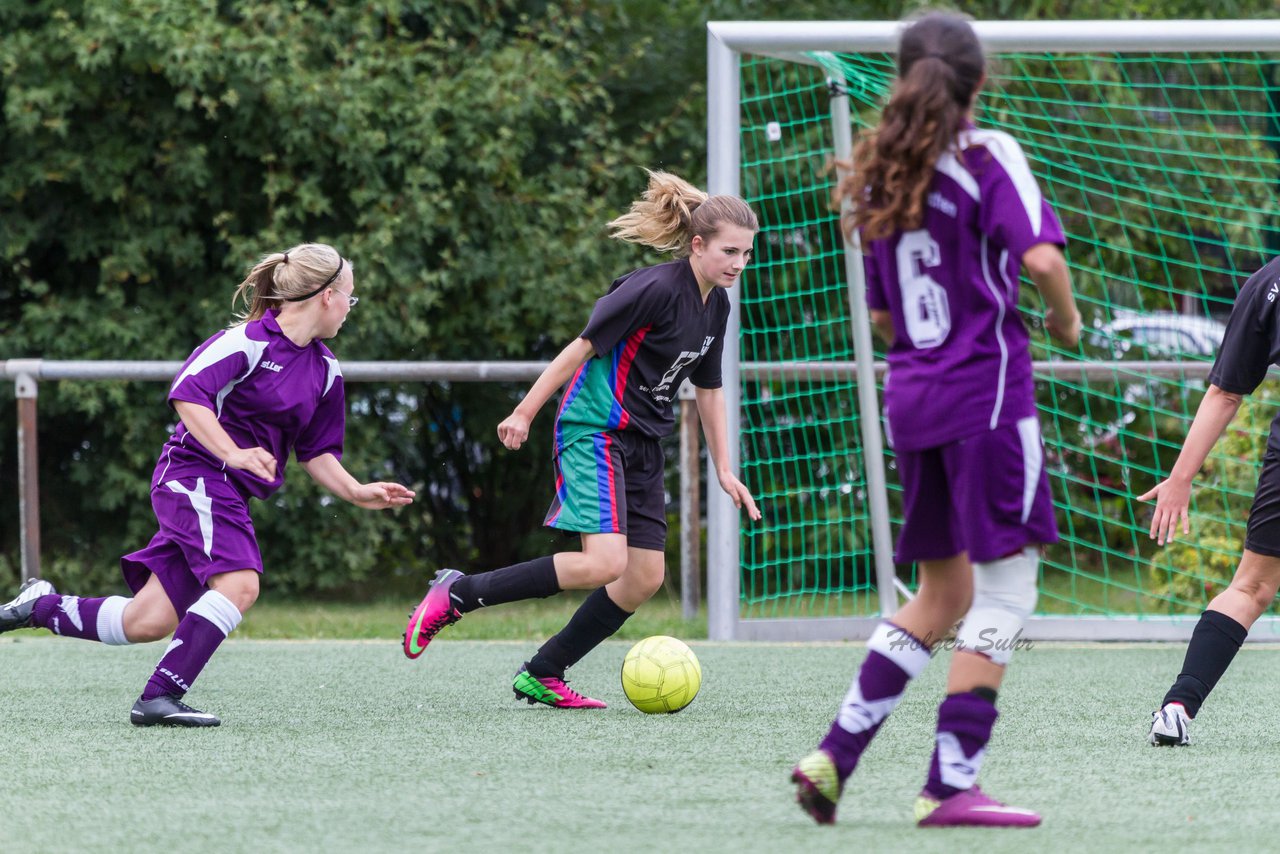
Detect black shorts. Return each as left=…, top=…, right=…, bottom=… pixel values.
left=1246, top=446, right=1280, bottom=557
left=543, top=430, right=667, bottom=552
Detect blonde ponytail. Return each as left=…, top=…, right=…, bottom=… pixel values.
left=609, top=170, right=758, bottom=257
left=231, top=242, right=347, bottom=322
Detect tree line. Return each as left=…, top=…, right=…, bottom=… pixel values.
left=2, top=0, right=1274, bottom=597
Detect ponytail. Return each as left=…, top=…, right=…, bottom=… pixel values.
left=839, top=12, right=985, bottom=242
left=231, top=243, right=347, bottom=323
left=610, top=170, right=758, bottom=256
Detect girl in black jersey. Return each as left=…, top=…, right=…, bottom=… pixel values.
left=1145, top=255, right=1280, bottom=746
left=403, top=171, right=761, bottom=708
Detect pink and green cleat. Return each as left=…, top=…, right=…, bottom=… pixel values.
left=791, top=749, right=842, bottom=825
left=403, top=568, right=463, bottom=660
left=915, top=786, right=1041, bottom=828
left=512, top=665, right=606, bottom=709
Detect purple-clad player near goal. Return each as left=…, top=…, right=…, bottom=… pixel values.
left=0, top=243, right=415, bottom=727
left=790, top=12, right=1081, bottom=828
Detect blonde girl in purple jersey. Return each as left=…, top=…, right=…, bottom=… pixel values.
left=790, top=12, right=1080, bottom=828
left=403, top=171, right=761, bottom=709
left=0, top=243, right=416, bottom=727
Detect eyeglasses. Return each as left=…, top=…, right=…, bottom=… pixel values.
left=333, top=290, right=359, bottom=308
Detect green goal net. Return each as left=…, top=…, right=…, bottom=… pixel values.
left=731, top=33, right=1280, bottom=630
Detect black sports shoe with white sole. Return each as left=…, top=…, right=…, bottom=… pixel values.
left=0, top=578, right=56, bottom=634
left=130, top=695, right=221, bottom=727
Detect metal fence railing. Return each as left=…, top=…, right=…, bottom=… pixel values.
left=4, top=358, right=1215, bottom=629
left=2, top=358, right=712, bottom=611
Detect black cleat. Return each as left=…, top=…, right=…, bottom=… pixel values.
left=0, top=578, right=56, bottom=634
left=130, top=694, right=221, bottom=727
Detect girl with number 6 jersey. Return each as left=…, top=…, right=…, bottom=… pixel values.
left=791, top=11, right=1080, bottom=829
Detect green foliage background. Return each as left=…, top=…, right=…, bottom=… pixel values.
left=1, top=0, right=1277, bottom=599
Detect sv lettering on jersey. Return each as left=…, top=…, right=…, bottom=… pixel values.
left=1269, top=281, right=1278, bottom=303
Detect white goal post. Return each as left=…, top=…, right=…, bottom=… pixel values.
left=706, top=19, right=1280, bottom=642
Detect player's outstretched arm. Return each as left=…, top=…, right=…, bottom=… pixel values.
left=1137, top=384, right=1243, bottom=545
left=694, top=385, right=762, bottom=521
left=299, top=453, right=416, bottom=510
left=1023, top=243, right=1081, bottom=348
left=173, top=400, right=278, bottom=481
left=497, top=337, right=596, bottom=451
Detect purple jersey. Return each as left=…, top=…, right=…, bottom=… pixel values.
left=155, top=309, right=346, bottom=499
left=864, top=127, right=1065, bottom=451
left=555, top=258, right=728, bottom=450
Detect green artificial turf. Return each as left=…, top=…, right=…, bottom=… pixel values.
left=2, top=636, right=1275, bottom=852
left=235, top=593, right=704, bottom=641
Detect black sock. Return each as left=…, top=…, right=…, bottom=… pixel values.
left=448, top=556, right=560, bottom=614
left=1162, top=609, right=1248, bottom=718
left=971, top=685, right=998, bottom=705
left=527, top=587, right=632, bottom=679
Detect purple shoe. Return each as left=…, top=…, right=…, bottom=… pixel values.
left=403, top=569, right=463, bottom=660
left=915, top=786, right=1041, bottom=828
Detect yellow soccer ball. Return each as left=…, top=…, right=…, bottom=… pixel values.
left=620, top=635, right=702, bottom=714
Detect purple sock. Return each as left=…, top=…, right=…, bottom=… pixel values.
left=31, top=594, right=132, bottom=644
left=924, top=690, right=1000, bottom=800
left=141, top=590, right=242, bottom=701
left=820, top=621, right=932, bottom=780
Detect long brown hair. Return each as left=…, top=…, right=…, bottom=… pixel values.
left=608, top=170, right=758, bottom=256
left=839, top=12, right=985, bottom=241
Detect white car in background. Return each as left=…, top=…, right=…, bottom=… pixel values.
left=1087, top=311, right=1227, bottom=359
left=1059, top=311, right=1228, bottom=493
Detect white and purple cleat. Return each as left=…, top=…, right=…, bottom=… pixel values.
left=915, top=786, right=1041, bottom=828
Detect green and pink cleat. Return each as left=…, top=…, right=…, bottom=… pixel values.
left=403, top=568, right=463, bottom=660
left=791, top=750, right=842, bottom=824
left=512, top=665, right=606, bottom=709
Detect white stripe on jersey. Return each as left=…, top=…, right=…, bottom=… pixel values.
left=979, top=234, right=1009, bottom=429
left=170, top=324, right=268, bottom=418
left=1017, top=416, right=1043, bottom=523
left=936, top=150, right=979, bottom=201
left=961, top=128, right=1043, bottom=236
left=322, top=355, right=342, bottom=397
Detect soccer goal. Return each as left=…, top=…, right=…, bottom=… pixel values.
left=706, top=19, right=1280, bottom=642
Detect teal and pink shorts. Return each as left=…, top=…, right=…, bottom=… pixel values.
left=544, top=430, right=666, bottom=551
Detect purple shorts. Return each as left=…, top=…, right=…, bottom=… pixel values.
left=120, top=475, right=263, bottom=615
left=894, top=416, right=1058, bottom=564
